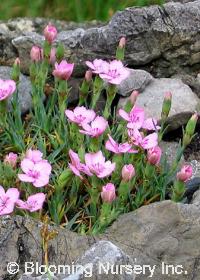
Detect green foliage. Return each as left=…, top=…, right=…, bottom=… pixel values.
left=0, top=0, right=165, bottom=21
left=0, top=26, right=193, bottom=235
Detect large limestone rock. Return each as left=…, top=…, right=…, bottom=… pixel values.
left=118, top=69, right=153, bottom=97
left=118, top=77, right=200, bottom=131
left=0, top=1, right=200, bottom=77
left=1, top=194, right=200, bottom=279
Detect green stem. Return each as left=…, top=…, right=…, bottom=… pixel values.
left=103, top=84, right=117, bottom=119
left=0, top=99, right=7, bottom=127
left=91, top=76, right=103, bottom=109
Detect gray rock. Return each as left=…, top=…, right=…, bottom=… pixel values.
left=172, top=73, right=200, bottom=98
left=117, top=69, right=153, bottom=97
left=191, top=189, right=200, bottom=204
left=188, top=160, right=200, bottom=178
left=2, top=194, right=200, bottom=279
left=12, top=33, right=44, bottom=73
left=118, top=77, right=200, bottom=131
left=0, top=66, right=32, bottom=113
left=3, top=17, right=103, bottom=34
left=160, top=141, right=185, bottom=166
left=63, top=241, right=134, bottom=280
left=68, top=78, right=82, bottom=104
left=20, top=239, right=134, bottom=280
left=107, top=199, right=200, bottom=280
left=0, top=1, right=200, bottom=77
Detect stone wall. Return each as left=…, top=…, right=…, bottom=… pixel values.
left=1, top=1, right=200, bottom=78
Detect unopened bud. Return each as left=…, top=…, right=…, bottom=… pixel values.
left=30, top=46, right=43, bottom=62
left=183, top=113, right=198, bottom=147
left=147, top=146, right=162, bottom=166
left=44, top=23, right=57, bottom=44
left=11, top=58, right=21, bottom=82
left=122, top=164, right=135, bottom=182
left=14, top=57, right=20, bottom=66
left=185, top=113, right=198, bottom=136
left=116, top=37, right=126, bottom=60
left=4, top=152, right=18, bottom=168
left=119, top=37, right=126, bottom=49
left=161, top=91, right=172, bottom=120
left=85, top=70, right=92, bottom=82
left=49, top=47, right=56, bottom=65
left=101, top=183, right=116, bottom=203
left=130, top=90, right=139, bottom=106
left=176, top=165, right=192, bottom=182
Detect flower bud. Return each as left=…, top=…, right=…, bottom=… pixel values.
left=4, top=152, right=18, bottom=168
left=14, top=58, right=20, bottom=66
left=185, top=113, right=198, bottom=137
left=44, top=24, right=57, bottom=44
left=161, top=91, right=172, bottom=120
left=121, top=164, right=135, bottom=182
left=101, top=183, right=116, bottom=203
left=130, top=90, right=139, bottom=106
left=30, top=46, right=43, bottom=62
left=49, top=47, right=56, bottom=65
left=119, top=37, right=126, bottom=49
left=183, top=113, right=198, bottom=147
left=147, top=146, right=162, bottom=165
left=116, top=37, right=126, bottom=60
left=53, top=60, right=74, bottom=80
left=176, top=165, right=192, bottom=182
left=85, top=70, right=92, bottom=82
left=11, top=58, right=21, bottom=82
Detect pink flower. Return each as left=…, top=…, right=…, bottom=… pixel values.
left=79, top=116, right=108, bottom=138
left=18, top=159, right=52, bottom=188
left=128, top=126, right=158, bottom=149
left=142, top=118, right=161, bottom=131
left=25, top=149, right=43, bottom=163
left=43, top=24, right=57, bottom=44
left=85, top=151, right=115, bottom=178
left=119, top=106, right=145, bottom=129
left=119, top=105, right=160, bottom=131
left=147, top=146, right=162, bottom=165
left=30, top=46, right=43, bottom=62
left=101, top=183, right=116, bottom=203
left=86, top=59, right=109, bottom=74
left=16, top=193, right=46, bottom=212
left=176, top=165, right=193, bottom=182
left=122, top=164, right=135, bottom=182
left=65, top=106, right=96, bottom=126
left=99, top=60, right=129, bottom=85
left=53, top=60, right=74, bottom=80
left=0, top=186, right=19, bottom=215
left=105, top=134, right=137, bottom=154
left=4, top=153, right=18, bottom=168
left=0, top=79, right=16, bottom=101
left=68, top=149, right=92, bottom=178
